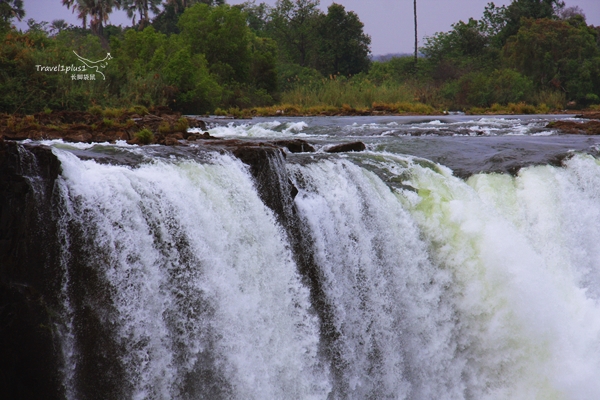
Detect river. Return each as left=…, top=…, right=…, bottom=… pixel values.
left=8, top=114, right=600, bottom=399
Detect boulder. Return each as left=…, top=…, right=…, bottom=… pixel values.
left=325, top=141, right=366, bottom=153
left=273, top=139, right=315, bottom=153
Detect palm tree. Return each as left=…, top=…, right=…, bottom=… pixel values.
left=122, top=0, right=161, bottom=29
left=50, top=19, right=69, bottom=35
left=62, top=0, right=120, bottom=48
left=0, top=0, right=25, bottom=24
left=163, top=0, right=224, bottom=13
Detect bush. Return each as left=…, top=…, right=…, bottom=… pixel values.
left=135, top=128, right=154, bottom=144
left=455, top=69, right=533, bottom=108
left=174, top=117, right=189, bottom=132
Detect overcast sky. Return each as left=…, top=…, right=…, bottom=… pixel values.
left=16, top=0, right=600, bottom=55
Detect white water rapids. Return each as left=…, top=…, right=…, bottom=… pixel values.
left=49, top=139, right=600, bottom=399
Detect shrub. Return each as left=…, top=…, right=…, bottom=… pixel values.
left=135, top=128, right=154, bottom=144
left=128, top=105, right=149, bottom=115
left=88, top=105, right=103, bottom=116
left=158, top=121, right=171, bottom=133
left=174, top=117, right=189, bottom=132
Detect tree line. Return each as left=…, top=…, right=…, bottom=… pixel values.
left=0, top=0, right=599, bottom=115
left=416, top=0, right=600, bottom=109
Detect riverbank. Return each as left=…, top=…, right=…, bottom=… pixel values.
left=1, top=107, right=599, bottom=145
left=220, top=103, right=600, bottom=119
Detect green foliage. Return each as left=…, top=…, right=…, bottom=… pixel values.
left=367, top=56, right=416, bottom=85
left=455, top=69, right=533, bottom=107
left=236, top=1, right=270, bottom=34
left=265, top=1, right=371, bottom=78
left=128, top=105, right=149, bottom=115
left=158, top=121, right=171, bottom=133
left=152, top=2, right=182, bottom=35
left=135, top=128, right=154, bottom=144
left=174, top=117, right=189, bottom=132
left=422, top=18, right=489, bottom=61
left=249, top=34, right=278, bottom=94
left=1, top=0, right=595, bottom=116
left=267, top=0, right=321, bottom=67
left=496, top=0, right=564, bottom=45
left=504, top=18, right=600, bottom=102
left=122, top=0, right=162, bottom=29
left=0, top=0, right=25, bottom=31
left=109, top=26, right=222, bottom=113
left=277, top=63, right=322, bottom=92
left=281, top=75, right=414, bottom=109
left=178, top=4, right=250, bottom=83
left=316, top=3, right=371, bottom=76
left=0, top=28, right=110, bottom=113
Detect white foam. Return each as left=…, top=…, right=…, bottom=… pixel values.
left=207, top=121, right=309, bottom=138
left=53, top=148, right=330, bottom=399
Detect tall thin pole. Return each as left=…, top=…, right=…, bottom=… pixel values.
left=414, top=0, right=418, bottom=66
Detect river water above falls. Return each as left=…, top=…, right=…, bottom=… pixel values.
left=4, top=115, right=600, bottom=399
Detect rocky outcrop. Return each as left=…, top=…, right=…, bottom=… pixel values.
left=325, top=141, right=366, bottom=153
left=546, top=119, right=600, bottom=135
left=0, top=141, right=64, bottom=400
left=273, top=139, right=315, bottom=153
left=0, top=108, right=206, bottom=145
left=577, top=112, right=600, bottom=120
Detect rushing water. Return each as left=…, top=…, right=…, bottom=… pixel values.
left=31, top=115, right=600, bottom=399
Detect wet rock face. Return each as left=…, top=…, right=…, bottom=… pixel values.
left=273, top=139, right=316, bottom=153
left=325, top=141, right=366, bottom=153
left=0, top=142, right=64, bottom=400
left=0, top=139, right=317, bottom=399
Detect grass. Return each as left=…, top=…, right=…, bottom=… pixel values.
left=466, top=102, right=556, bottom=115
left=280, top=77, right=415, bottom=109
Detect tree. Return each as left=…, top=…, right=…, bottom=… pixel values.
left=267, top=0, right=321, bottom=67
left=421, top=18, right=489, bottom=61
left=236, top=1, right=271, bottom=34
left=152, top=2, right=182, bottom=34
left=49, top=19, right=70, bottom=35
left=111, top=26, right=221, bottom=112
left=121, top=0, right=161, bottom=29
left=0, top=0, right=24, bottom=25
left=62, top=0, right=120, bottom=48
left=317, top=3, right=371, bottom=76
left=178, top=4, right=251, bottom=83
left=558, top=5, right=585, bottom=21
left=164, top=0, right=224, bottom=13
left=503, top=17, right=600, bottom=102
left=495, top=0, right=565, bottom=45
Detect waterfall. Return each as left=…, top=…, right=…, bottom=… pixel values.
left=52, top=149, right=329, bottom=399
left=4, top=141, right=600, bottom=399
left=288, top=159, right=463, bottom=399
left=387, top=152, right=600, bottom=399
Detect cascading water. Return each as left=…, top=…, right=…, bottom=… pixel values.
left=3, top=115, right=600, bottom=399
left=288, top=159, right=462, bottom=399
left=52, top=149, right=329, bottom=399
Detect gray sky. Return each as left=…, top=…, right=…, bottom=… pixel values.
left=17, top=0, right=600, bottom=55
